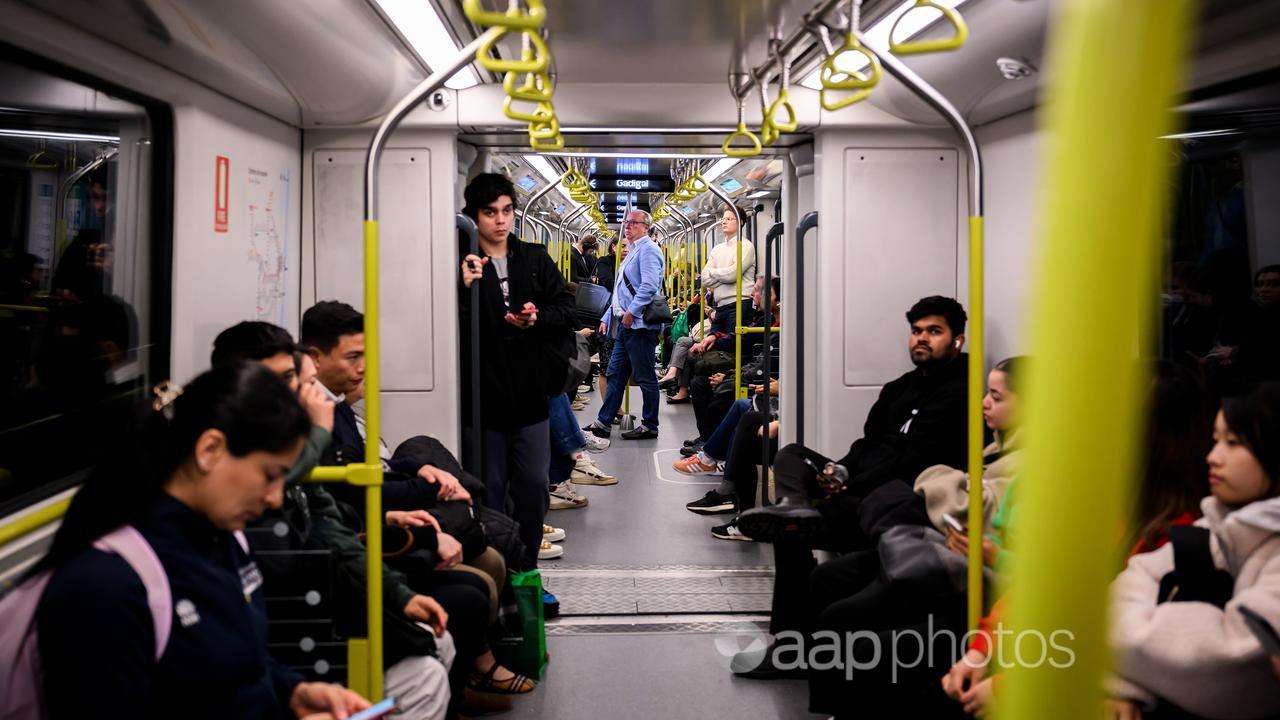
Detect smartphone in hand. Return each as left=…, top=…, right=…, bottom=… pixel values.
left=942, top=514, right=966, bottom=534
left=348, top=698, right=397, bottom=720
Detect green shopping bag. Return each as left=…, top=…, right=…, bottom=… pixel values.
left=492, top=569, right=548, bottom=679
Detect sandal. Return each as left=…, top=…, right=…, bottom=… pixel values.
left=468, top=662, right=536, bottom=695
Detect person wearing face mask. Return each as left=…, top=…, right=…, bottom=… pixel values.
left=33, top=363, right=372, bottom=720
left=1106, top=382, right=1280, bottom=720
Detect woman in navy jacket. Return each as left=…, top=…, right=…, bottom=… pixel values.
left=36, top=363, right=370, bottom=720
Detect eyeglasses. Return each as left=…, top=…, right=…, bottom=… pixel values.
left=622, top=220, right=650, bottom=227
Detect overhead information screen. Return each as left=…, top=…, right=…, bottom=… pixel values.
left=589, top=175, right=675, bottom=192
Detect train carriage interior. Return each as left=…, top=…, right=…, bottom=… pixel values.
left=3, top=0, right=1280, bottom=718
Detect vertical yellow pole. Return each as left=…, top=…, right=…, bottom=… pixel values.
left=361, top=220, right=384, bottom=700
left=700, top=233, right=707, bottom=332
left=966, top=215, right=984, bottom=632
left=734, top=231, right=744, bottom=400
left=999, top=2, right=1191, bottom=719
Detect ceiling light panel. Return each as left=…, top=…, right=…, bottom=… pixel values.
left=375, top=0, right=479, bottom=90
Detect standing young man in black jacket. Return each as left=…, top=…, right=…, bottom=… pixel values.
left=459, top=173, right=575, bottom=570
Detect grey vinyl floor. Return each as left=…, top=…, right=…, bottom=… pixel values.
left=510, top=381, right=823, bottom=719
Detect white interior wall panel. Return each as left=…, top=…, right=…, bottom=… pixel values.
left=841, top=148, right=959, bottom=385
left=170, top=108, right=303, bottom=384
left=304, top=130, right=459, bottom=453
left=313, top=149, right=435, bottom=392
left=811, top=130, right=966, bottom=459
left=974, top=110, right=1045, bottom=363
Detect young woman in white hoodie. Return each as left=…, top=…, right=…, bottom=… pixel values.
left=1108, top=382, right=1280, bottom=720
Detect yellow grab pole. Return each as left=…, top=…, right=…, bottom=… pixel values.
left=966, top=215, right=984, bottom=633
left=999, top=2, right=1191, bottom=719
left=0, top=497, right=72, bottom=547
left=700, top=232, right=707, bottom=333
left=361, top=219, right=385, bottom=701
left=734, top=231, right=744, bottom=400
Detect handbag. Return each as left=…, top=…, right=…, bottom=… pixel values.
left=878, top=524, right=992, bottom=598
left=621, top=272, right=673, bottom=325
left=492, top=569, right=548, bottom=679
left=558, top=332, right=591, bottom=395
left=428, top=500, right=488, bottom=562
left=574, top=281, right=611, bottom=327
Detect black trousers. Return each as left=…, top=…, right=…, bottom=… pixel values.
left=691, top=377, right=736, bottom=439
left=724, top=409, right=776, bottom=511
left=806, top=552, right=967, bottom=718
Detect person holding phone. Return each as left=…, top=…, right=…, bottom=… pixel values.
left=459, top=173, right=575, bottom=573
left=1107, top=382, right=1280, bottom=719
left=34, top=364, right=372, bottom=719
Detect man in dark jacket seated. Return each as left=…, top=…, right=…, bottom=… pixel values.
left=739, top=295, right=971, bottom=543
left=732, top=297, right=972, bottom=677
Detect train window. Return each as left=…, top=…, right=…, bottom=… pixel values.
left=1163, top=112, right=1280, bottom=403
left=0, top=53, right=170, bottom=514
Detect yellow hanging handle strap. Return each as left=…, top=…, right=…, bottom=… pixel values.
left=462, top=0, right=545, bottom=30
left=723, top=102, right=763, bottom=158
left=820, top=31, right=882, bottom=111
left=888, top=0, right=969, bottom=56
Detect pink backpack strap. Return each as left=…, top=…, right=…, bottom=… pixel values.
left=94, top=526, right=171, bottom=661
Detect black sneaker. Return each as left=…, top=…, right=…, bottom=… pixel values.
left=620, top=425, right=658, bottom=440
left=736, top=503, right=825, bottom=544
left=679, top=445, right=700, bottom=457
left=682, top=436, right=706, bottom=448
left=582, top=421, right=611, bottom=439
left=686, top=490, right=736, bottom=515
left=711, top=518, right=754, bottom=542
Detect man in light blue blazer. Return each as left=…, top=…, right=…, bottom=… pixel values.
left=584, top=209, right=666, bottom=440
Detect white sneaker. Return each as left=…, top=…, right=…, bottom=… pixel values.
left=543, top=524, right=566, bottom=542
left=577, top=384, right=592, bottom=394
left=570, top=455, right=617, bottom=486
left=549, top=482, right=588, bottom=510
left=582, top=435, right=610, bottom=453
left=539, top=540, right=564, bottom=559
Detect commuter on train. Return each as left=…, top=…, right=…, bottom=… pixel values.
left=1107, top=382, right=1280, bottom=720
left=796, top=356, right=1026, bottom=717
left=593, top=238, right=627, bottom=411
left=944, top=362, right=1208, bottom=718
left=301, top=302, right=474, bottom=508
left=458, top=172, right=577, bottom=571
left=569, top=232, right=598, bottom=284
left=34, top=363, right=372, bottom=719
left=700, top=206, right=755, bottom=335
left=681, top=277, right=780, bottom=443
left=210, top=322, right=459, bottom=718
left=738, top=295, right=972, bottom=545
left=658, top=291, right=714, bottom=392
left=583, top=208, right=666, bottom=441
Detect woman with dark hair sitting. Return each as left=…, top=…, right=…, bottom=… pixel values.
left=35, top=363, right=371, bottom=719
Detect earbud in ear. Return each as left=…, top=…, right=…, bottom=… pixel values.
left=954, top=340, right=961, bottom=349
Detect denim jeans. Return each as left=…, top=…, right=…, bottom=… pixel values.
left=547, top=393, right=586, bottom=457
left=596, top=326, right=660, bottom=430
left=701, top=398, right=751, bottom=461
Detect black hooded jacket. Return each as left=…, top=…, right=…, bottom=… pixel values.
left=838, top=352, right=974, bottom=493
left=459, top=236, right=575, bottom=431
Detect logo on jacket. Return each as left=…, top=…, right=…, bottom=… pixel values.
left=176, top=598, right=201, bottom=628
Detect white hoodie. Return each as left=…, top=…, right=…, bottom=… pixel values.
left=1108, top=494, right=1280, bottom=719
